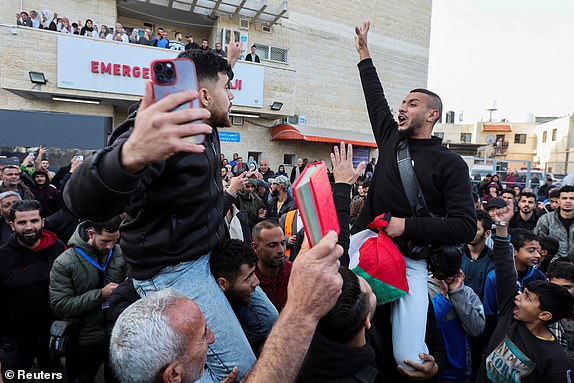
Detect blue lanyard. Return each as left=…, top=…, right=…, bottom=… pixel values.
left=75, top=247, right=113, bottom=272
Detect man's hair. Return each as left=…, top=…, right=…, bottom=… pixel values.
left=509, top=228, right=538, bottom=251
left=91, top=216, right=122, bottom=234
left=476, top=209, right=493, bottom=233
left=252, top=220, right=281, bottom=243
left=362, top=181, right=371, bottom=189
left=317, top=267, right=370, bottom=343
left=202, top=38, right=208, bottom=42
left=177, top=50, right=233, bottom=84
left=550, top=189, right=561, bottom=199
left=519, top=191, right=537, bottom=201
left=538, top=236, right=559, bottom=256
left=110, top=289, right=193, bottom=383
left=210, top=239, right=257, bottom=283
left=500, top=188, right=515, bottom=197
left=560, top=185, right=574, bottom=196
left=525, top=280, right=574, bottom=324
left=547, top=259, right=574, bottom=283
left=175, top=31, right=181, bottom=37
left=410, top=88, right=443, bottom=124
left=9, top=199, right=42, bottom=222
left=0, top=191, right=21, bottom=202
left=157, top=27, right=164, bottom=32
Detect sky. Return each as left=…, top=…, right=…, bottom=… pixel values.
left=427, top=0, right=574, bottom=124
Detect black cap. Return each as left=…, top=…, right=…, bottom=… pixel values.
left=486, top=197, right=507, bottom=210
left=185, top=34, right=193, bottom=38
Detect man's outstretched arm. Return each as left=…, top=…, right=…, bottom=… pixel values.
left=244, top=231, right=343, bottom=383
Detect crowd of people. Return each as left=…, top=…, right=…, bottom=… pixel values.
left=15, top=9, right=261, bottom=60
left=1, top=19, right=574, bottom=383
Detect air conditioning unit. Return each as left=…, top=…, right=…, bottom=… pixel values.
left=232, top=116, right=244, bottom=125
left=262, top=25, right=272, bottom=33
left=239, top=19, right=249, bottom=30
left=287, top=114, right=299, bottom=125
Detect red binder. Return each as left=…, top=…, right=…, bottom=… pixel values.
left=292, top=161, right=340, bottom=247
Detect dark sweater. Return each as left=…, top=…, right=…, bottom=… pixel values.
left=477, top=236, right=574, bottom=382
left=352, top=59, right=476, bottom=247
left=0, top=231, right=66, bottom=336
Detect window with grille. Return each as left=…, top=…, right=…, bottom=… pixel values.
left=552, top=128, right=557, bottom=141
left=284, top=153, right=296, bottom=165
left=514, top=134, right=527, bottom=144
left=542, top=131, right=547, bottom=143
left=254, top=43, right=288, bottom=63
left=460, top=133, right=471, bottom=143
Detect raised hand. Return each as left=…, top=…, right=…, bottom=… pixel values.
left=355, top=20, right=371, bottom=60
left=330, top=141, right=366, bottom=185
left=121, top=81, right=212, bottom=174
left=227, top=29, right=242, bottom=68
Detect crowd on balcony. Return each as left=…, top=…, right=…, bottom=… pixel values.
left=14, top=9, right=231, bottom=56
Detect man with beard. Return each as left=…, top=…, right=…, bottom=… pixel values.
left=63, top=48, right=278, bottom=382
left=49, top=217, right=126, bottom=383
left=535, top=185, right=574, bottom=258
left=266, top=175, right=296, bottom=222
left=30, top=168, right=60, bottom=217
left=510, top=191, right=539, bottom=231
left=211, top=239, right=276, bottom=348
left=0, top=200, right=66, bottom=380
left=0, top=191, right=21, bottom=245
left=253, top=220, right=291, bottom=312
left=351, top=21, right=475, bottom=380
left=236, top=178, right=266, bottom=229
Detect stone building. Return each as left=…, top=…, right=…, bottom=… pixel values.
left=1, top=0, right=433, bottom=171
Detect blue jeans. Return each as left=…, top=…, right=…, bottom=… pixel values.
left=391, top=257, right=429, bottom=369
left=133, top=254, right=278, bottom=382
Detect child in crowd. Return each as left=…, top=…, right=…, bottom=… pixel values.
left=482, top=228, right=546, bottom=348
left=536, top=236, right=559, bottom=273
left=479, top=206, right=574, bottom=382
left=547, top=260, right=574, bottom=364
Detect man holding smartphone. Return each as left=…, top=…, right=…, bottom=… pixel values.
left=64, top=47, right=279, bottom=382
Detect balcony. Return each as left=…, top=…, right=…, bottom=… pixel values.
left=1, top=26, right=295, bottom=117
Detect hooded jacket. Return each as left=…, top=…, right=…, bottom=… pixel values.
left=30, top=168, right=60, bottom=217
left=63, top=114, right=229, bottom=279
left=49, top=221, right=126, bottom=346
left=0, top=230, right=66, bottom=336
left=298, top=331, right=383, bottom=383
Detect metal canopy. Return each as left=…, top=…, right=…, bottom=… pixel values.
left=134, top=0, right=288, bottom=26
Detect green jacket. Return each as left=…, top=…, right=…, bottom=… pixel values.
left=49, top=221, right=126, bottom=346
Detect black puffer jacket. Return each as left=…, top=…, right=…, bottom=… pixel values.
left=63, top=115, right=227, bottom=279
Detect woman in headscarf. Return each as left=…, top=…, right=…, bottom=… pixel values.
left=276, top=164, right=288, bottom=177
left=60, top=17, right=73, bottom=34
left=41, top=10, right=56, bottom=30
left=80, top=19, right=99, bottom=38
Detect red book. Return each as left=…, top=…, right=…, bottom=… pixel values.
left=292, top=161, right=340, bottom=247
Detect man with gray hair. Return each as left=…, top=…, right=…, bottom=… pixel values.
left=0, top=191, right=21, bottom=245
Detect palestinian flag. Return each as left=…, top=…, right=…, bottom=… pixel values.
left=349, top=214, right=409, bottom=305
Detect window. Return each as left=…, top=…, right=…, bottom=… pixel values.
left=434, top=132, right=444, bottom=139
left=514, top=134, right=527, bottom=144
left=254, top=43, right=288, bottom=63
left=460, top=133, right=471, bottom=143
left=247, top=151, right=261, bottom=164
left=283, top=153, right=296, bottom=165
left=542, top=131, right=547, bottom=143
left=552, top=128, right=558, bottom=141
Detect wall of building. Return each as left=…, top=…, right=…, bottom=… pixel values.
left=536, top=115, right=574, bottom=174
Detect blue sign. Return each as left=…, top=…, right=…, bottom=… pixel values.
left=219, top=131, right=240, bottom=142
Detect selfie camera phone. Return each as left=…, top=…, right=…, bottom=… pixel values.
left=150, top=58, right=204, bottom=145
left=76, top=155, right=84, bottom=162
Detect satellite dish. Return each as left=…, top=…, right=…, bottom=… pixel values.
left=486, top=135, right=496, bottom=145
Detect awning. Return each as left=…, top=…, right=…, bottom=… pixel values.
left=482, top=123, right=512, bottom=132
left=271, top=124, right=377, bottom=148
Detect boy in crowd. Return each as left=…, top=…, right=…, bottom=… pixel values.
left=536, top=236, right=559, bottom=273
left=482, top=228, right=546, bottom=347
left=547, top=260, right=574, bottom=364
left=478, top=204, right=574, bottom=382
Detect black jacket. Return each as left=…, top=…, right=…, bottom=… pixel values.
left=267, top=194, right=297, bottom=222
left=299, top=331, right=383, bottom=383
left=64, top=115, right=227, bottom=279
left=0, top=231, right=66, bottom=336
left=351, top=59, right=476, bottom=247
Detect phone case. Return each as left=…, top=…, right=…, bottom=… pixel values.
left=151, top=58, right=204, bottom=144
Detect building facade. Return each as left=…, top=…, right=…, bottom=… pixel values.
left=1, top=0, right=433, bottom=171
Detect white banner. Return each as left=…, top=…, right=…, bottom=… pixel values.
left=57, top=35, right=264, bottom=107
